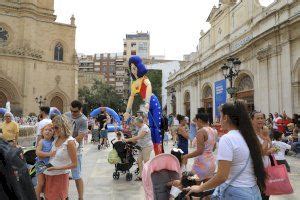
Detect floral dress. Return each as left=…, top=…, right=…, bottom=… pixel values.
left=192, top=127, right=216, bottom=181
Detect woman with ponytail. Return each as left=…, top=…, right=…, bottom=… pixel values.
left=186, top=101, right=266, bottom=199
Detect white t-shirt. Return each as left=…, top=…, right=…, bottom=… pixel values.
left=272, top=141, right=291, bottom=160
left=217, top=130, right=256, bottom=187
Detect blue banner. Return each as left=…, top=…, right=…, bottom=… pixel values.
left=215, top=79, right=227, bottom=119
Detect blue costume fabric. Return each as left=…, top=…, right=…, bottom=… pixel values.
left=148, top=95, right=162, bottom=145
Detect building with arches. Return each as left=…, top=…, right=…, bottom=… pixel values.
left=0, top=0, right=78, bottom=115
left=166, top=0, right=300, bottom=121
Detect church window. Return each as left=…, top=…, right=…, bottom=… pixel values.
left=0, top=27, right=9, bottom=44
left=54, top=43, right=64, bottom=61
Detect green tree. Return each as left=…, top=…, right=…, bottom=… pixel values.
left=79, top=80, right=126, bottom=115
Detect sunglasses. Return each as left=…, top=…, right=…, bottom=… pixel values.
left=71, top=109, right=79, bottom=113
left=53, top=126, right=60, bottom=130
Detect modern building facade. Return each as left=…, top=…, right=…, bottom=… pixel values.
left=78, top=54, right=104, bottom=89
left=167, top=0, right=300, bottom=121
left=0, top=0, right=78, bottom=114
left=123, top=32, right=150, bottom=61
left=78, top=53, right=129, bottom=100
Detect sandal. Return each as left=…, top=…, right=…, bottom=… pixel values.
left=135, top=177, right=142, bottom=181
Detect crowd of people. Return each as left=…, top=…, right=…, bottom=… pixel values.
left=0, top=98, right=299, bottom=200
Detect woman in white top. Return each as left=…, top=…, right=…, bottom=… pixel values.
left=43, top=115, right=78, bottom=200
left=186, top=101, right=266, bottom=200
left=251, top=111, right=276, bottom=200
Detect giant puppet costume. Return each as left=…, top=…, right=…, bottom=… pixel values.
left=124, top=56, right=162, bottom=155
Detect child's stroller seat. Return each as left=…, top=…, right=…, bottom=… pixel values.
left=151, top=169, right=180, bottom=200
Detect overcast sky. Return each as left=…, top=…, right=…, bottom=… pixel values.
left=54, top=0, right=274, bottom=60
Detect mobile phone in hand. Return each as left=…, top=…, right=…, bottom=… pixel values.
left=45, top=163, right=53, bottom=168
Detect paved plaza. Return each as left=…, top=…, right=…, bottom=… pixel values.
left=67, top=132, right=300, bottom=200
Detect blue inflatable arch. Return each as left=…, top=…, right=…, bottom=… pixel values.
left=0, top=108, right=7, bottom=115
left=90, top=107, right=122, bottom=131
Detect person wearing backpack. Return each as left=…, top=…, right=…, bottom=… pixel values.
left=186, top=101, right=266, bottom=200
left=0, top=138, right=37, bottom=200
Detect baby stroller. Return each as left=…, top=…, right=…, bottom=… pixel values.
left=23, top=146, right=38, bottom=186
left=142, top=154, right=182, bottom=200
left=111, top=140, right=135, bottom=181
left=142, top=153, right=214, bottom=200
left=91, top=129, right=100, bottom=143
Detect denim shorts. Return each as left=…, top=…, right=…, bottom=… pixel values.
left=221, top=184, right=262, bottom=200
left=71, top=154, right=82, bottom=180
left=100, top=130, right=108, bottom=138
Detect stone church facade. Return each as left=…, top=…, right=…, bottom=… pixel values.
left=0, top=0, right=78, bottom=115
left=167, top=0, right=300, bottom=121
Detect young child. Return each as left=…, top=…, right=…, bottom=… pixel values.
left=272, top=130, right=291, bottom=172
left=35, top=123, right=55, bottom=200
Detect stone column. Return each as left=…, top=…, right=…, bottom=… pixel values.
left=279, top=40, right=293, bottom=116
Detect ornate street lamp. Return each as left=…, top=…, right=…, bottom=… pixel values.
left=221, top=57, right=241, bottom=98
left=35, top=96, right=47, bottom=107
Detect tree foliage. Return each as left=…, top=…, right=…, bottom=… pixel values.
left=78, top=79, right=126, bottom=115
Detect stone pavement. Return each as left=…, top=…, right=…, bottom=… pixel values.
left=68, top=133, right=300, bottom=200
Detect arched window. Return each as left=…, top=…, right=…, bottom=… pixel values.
left=202, top=85, right=213, bottom=109
left=184, top=91, right=191, bottom=119
left=54, top=43, right=63, bottom=61
left=236, top=74, right=254, bottom=112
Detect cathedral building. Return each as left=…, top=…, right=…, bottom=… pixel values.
left=0, top=0, right=78, bottom=115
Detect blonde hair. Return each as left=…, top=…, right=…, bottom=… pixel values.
left=41, top=123, right=54, bottom=139
left=52, top=115, right=72, bottom=137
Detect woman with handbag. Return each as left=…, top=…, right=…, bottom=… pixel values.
left=186, top=101, right=266, bottom=200
left=251, top=111, right=276, bottom=200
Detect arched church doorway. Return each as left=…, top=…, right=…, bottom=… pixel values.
left=50, top=96, right=64, bottom=112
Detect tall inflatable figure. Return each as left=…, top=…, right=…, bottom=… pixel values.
left=124, top=56, right=162, bottom=155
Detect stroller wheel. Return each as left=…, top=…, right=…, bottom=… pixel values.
left=126, top=173, right=132, bottom=181
left=134, top=168, right=139, bottom=175
left=113, top=172, right=119, bottom=180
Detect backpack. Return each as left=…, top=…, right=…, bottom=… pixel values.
left=0, top=139, right=36, bottom=200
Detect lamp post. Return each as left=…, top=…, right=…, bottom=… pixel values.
left=221, top=57, right=241, bottom=99
left=35, top=96, right=47, bottom=108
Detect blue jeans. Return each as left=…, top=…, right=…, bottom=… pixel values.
left=71, top=154, right=82, bottom=180
left=222, top=184, right=262, bottom=200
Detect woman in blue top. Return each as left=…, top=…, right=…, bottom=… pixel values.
left=35, top=123, right=55, bottom=200
left=177, top=115, right=189, bottom=155
left=189, top=119, right=197, bottom=147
